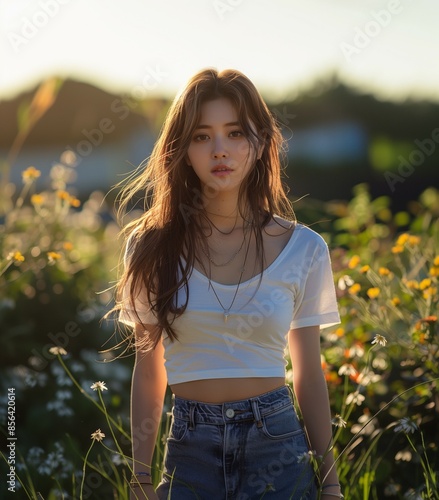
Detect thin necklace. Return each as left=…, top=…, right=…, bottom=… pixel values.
left=207, top=231, right=251, bottom=323
left=200, top=235, right=246, bottom=267
left=207, top=215, right=239, bottom=235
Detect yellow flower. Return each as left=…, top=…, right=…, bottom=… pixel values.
left=434, top=256, right=439, bottom=267
left=348, top=255, right=361, bottom=269
left=379, top=267, right=391, bottom=277
left=429, top=266, right=439, bottom=277
left=47, top=251, right=62, bottom=264
left=8, top=251, right=25, bottom=262
left=334, top=327, right=345, bottom=337
left=56, top=190, right=70, bottom=200
left=63, top=241, right=73, bottom=251
left=31, top=193, right=45, bottom=205
left=407, top=235, right=421, bottom=246
left=423, top=286, right=437, bottom=300
left=396, top=233, right=409, bottom=246
left=367, top=287, right=381, bottom=299
left=404, top=280, right=419, bottom=290
left=360, top=265, right=370, bottom=273
left=348, top=283, right=361, bottom=295
left=419, top=278, right=432, bottom=290
left=391, top=297, right=401, bottom=306
left=391, top=245, right=404, bottom=254
left=69, top=195, right=81, bottom=207
left=22, top=166, right=41, bottom=183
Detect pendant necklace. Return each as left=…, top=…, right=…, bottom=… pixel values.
left=207, top=231, right=251, bottom=323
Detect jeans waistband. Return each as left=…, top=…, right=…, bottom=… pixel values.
left=171, top=384, right=295, bottom=429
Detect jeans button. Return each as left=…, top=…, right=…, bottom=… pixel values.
left=226, top=408, right=235, bottom=418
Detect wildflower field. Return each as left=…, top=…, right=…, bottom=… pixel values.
left=1, top=84, right=438, bottom=499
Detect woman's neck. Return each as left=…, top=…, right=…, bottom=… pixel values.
left=200, top=195, right=248, bottom=233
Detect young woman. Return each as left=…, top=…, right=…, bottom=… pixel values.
left=116, top=68, right=342, bottom=499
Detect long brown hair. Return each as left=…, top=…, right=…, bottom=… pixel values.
left=113, top=68, right=295, bottom=350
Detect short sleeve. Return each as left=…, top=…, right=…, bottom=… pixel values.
left=118, top=233, right=157, bottom=328
left=290, top=242, right=340, bottom=330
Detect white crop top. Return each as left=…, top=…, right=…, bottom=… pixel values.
left=119, top=224, right=340, bottom=385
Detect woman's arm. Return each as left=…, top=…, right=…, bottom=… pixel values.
left=130, top=324, right=167, bottom=499
left=288, top=326, right=342, bottom=498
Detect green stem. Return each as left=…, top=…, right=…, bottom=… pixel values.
left=80, top=440, right=95, bottom=500
left=56, top=355, right=130, bottom=441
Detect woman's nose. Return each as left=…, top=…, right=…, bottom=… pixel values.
left=212, top=137, right=228, bottom=158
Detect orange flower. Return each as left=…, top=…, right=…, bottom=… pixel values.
left=391, top=297, right=401, bottom=306
left=434, top=256, right=439, bottom=267
left=421, top=315, right=437, bottom=324
left=367, top=287, right=381, bottom=299
left=348, top=255, right=361, bottom=269
left=22, top=166, right=41, bottom=183
left=348, top=283, right=361, bottom=295
left=396, top=233, right=409, bottom=246
left=422, top=286, right=437, bottom=300
left=56, top=190, right=70, bottom=200
left=63, top=241, right=73, bottom=251
left=360, top=265, right=370, bottom=273
left=31, top=193, right=45, bottom=205
left=391, top=245, right=404, bottom=254
left=47, top=251, right=62, bottom=264
left=408, top=235, right=421, bottom=246
left=325, top=371, right=342, bottom=386
left=429, top=266, right=439, bottom=277
left=8, top=251, right=25, bottom=262
left=334, top=327, right=345, bottom=337
left=69, top=195, right=81, bottom=207
left=404, top=280, right=419, bottom=290
left=419, top=278, right=432, bottom=290
left=415, top=316, right=437, bottom=332
left=379, top=267, right=391, bottom=276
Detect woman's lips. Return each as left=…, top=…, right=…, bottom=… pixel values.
left=211, top=165, right=233, bottom=176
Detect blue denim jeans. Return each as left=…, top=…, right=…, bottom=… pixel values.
left=156, top=385, right=318, bottom=499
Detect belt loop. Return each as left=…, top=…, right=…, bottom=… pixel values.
left=250, top=398, right=263, bottom=428
left=188, top=402, right=196, bottom=430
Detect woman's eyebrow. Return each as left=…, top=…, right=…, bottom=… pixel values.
left=195, top=121, right=240, bottom=130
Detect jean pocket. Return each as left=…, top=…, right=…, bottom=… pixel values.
left=168, top=416, right=189, bottom=443
left=261, top=404, right=305, bottom=440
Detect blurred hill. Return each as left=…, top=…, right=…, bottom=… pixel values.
left=1, top=78, right=438, bottom=207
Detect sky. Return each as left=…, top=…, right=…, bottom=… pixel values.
left=0, top=0, right=438, bottom=103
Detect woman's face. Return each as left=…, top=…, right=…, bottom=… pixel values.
left=186, top=98, right=260, bottom=196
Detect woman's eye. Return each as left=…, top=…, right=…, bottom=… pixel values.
left=230, top=130, right=243, bottom=138
left=193, top=134, right=209, bottom=142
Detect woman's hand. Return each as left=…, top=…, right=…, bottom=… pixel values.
left=129, top=483, right=159, bottom=499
